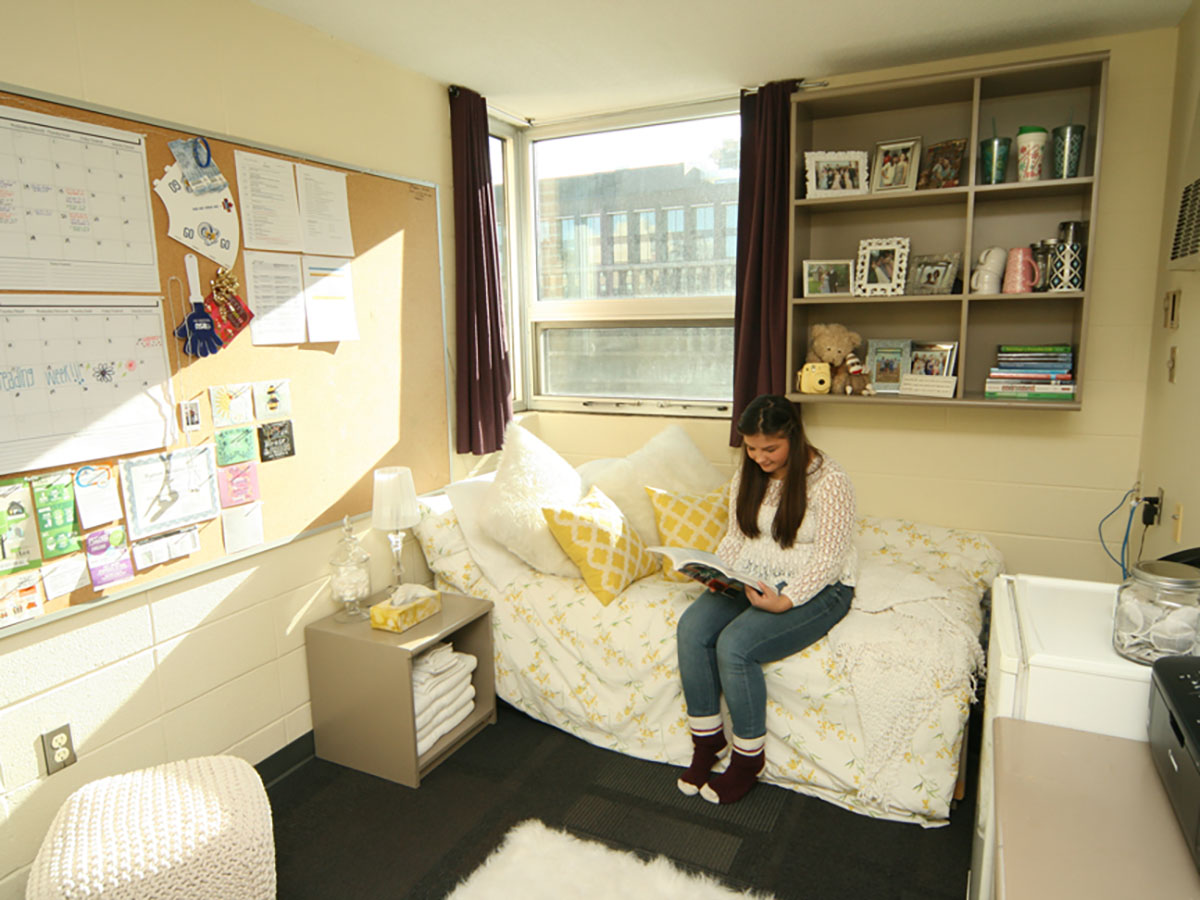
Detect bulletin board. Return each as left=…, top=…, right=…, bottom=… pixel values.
left=0, top=89, right=450, bottom=624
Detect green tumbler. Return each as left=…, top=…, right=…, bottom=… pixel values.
left=980, top=137, right=1011, bottom=185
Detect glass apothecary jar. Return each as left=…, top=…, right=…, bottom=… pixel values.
left=330, top=516, right=371, bottom=621
left=1112, top=560, right=1200, bottom=665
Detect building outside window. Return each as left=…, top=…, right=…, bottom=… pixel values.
left=527, top=110, right=740, bottom=412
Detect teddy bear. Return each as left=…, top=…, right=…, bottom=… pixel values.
left=806, top=322, right=875, bottom=396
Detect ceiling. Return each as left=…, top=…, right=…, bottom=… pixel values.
left=253, top=0, right=1189, bottom=123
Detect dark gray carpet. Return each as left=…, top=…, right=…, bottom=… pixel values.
left=267, top=701, right=979, bottom=899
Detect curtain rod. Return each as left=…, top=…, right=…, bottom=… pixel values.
left=487, top=78, right=828, bottom=130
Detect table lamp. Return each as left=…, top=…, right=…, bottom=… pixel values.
left=372, top=466, right=421, bottom=587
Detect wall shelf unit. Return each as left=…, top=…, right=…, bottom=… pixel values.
left=786, top=53, right=1107, bottom=410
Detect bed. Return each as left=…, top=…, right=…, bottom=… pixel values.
left=413, top=424, right=1004, bottom=826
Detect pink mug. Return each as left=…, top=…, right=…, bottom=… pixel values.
left=1002, top=247, right=1040, bottom=294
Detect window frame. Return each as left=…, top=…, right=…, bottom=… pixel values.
left=514, top=99, right=741, bottom=418
left=487, top=118, right=528, bottom=411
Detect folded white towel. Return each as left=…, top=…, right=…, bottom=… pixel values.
left=412, top=652, right=477, bottom=698
left=413, top=664, right=474, bottom=717
left=417, top=680, right=476, bottom=733
left=416, top=699, right=475, bottom=757
left=412, top=643, right=458, bottom=685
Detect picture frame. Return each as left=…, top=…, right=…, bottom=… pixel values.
left=804, top=150, right=870, bottom=198
left=853, top=236, right=910, bottom=296
left=865, top=339, right=912, bottom=394
left=907, top=340, right=958, bottom=377
left=802, top=259, right=854, bottom=297
left=871, top=137, right=921, bottom=193
left=916, top=138, right=968, bottom=190
left=905, top=252, right=962, bottom=295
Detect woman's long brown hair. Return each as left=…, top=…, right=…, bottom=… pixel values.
left=735, top=395, right=822, bottom=548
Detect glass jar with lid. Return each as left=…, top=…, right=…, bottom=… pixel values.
left=329, top=516, right=371, bottom=621
left=1112, top=560, right=1200, bottom=664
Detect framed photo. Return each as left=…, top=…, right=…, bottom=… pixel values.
left=802, top=259, right=854, bottom=297
left=916, top=138, right=968, bottom=190
left=905, top=252, right=961, bottom=295
left=853, top=237, right=910, bottom=296
left=804, top=150, right=870, bottom=198
left=908, top=341, right=958, bottom=377
left=871, top=137, right=921, bottom=192
left=865, top=339, right=912, bottom=394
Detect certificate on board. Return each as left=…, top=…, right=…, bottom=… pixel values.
left=118, top=446, right=220, bottom=541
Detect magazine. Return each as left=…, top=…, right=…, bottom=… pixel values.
left=647, top=546, right=784, bottom=598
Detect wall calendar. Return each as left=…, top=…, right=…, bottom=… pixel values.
left=0, top=105, right=159, bottom=292
left=0, top=295, right=176, bottom=474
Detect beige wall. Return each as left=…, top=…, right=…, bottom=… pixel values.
left=0, top=1, right=453, bottom=895
left=1139, top=2, right=1200, bottom=562
left=528, top=29, right=1180, bottom=584
left=0, top=8, right=1188, bottom=896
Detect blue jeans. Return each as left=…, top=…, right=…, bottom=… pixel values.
left=676, top=582, right=854, bottom=739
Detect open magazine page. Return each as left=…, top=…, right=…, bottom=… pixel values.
left=647, top=546, right=772, bottom=599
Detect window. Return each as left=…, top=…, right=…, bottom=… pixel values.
left=525, top=108, right=740, bottom=414
left=488, top=127, right=523, bottom=406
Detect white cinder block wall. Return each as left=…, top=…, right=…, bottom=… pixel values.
left=0, top=0, right=453, bottom=895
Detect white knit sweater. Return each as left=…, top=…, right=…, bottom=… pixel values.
left=716, top=454, right=858, bottom=607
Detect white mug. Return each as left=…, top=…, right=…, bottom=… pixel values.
left=976, top=246, right=1007, bottom=273
left=971, top=245, right=1007, bottom=293
left=971, top=269, right=1002, bottom=293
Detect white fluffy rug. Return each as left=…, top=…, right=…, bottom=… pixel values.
left=445, top=820, right=777, bottom=900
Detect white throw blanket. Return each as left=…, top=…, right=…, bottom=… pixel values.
left=827, top=563, right=984, bottom=808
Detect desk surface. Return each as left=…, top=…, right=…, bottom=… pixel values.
left=994, top=717, right=1200, bottom=899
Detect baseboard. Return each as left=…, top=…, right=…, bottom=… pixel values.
left=255, top=730, right=315, bottom=788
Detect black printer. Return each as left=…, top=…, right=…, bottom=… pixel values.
left=1149, top=655, right=1200, bottom=873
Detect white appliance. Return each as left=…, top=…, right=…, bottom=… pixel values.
left=969, top=573, right=1154, bottom=900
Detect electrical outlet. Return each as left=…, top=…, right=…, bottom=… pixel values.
left=41, top=724, right=76, bottom=775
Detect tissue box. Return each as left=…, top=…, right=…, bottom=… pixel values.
left=370, top=590, right=442, bottom=634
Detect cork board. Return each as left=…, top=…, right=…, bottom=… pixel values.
left=0, top=90, right=449, bottom=619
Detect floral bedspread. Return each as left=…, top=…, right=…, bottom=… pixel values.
left=414, top=502, right=1003, bottom=826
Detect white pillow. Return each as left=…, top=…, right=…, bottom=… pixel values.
left=443, top=474, right=533, bottom=590
left=576, top=457, right=659, bottom=547
left=479, top=423, right=583, bottom=577
left=626, top=425, right=726, bottom=496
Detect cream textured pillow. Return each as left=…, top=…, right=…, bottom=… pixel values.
left=646, top=484, right=730, bottom=581
left=575, top=457, right=659, bottom=547
left=543, top=486, right=658, bottom=605
left=626, top=425, right=726, bottom=496
left=479, top=423, right=582, bottom=577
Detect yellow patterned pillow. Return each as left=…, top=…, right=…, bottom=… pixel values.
left=543, top=486, right=658, bottom=605
left=645, top=483, right=730, bottom=581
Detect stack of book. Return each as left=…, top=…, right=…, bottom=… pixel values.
left=985, top=343, right=1075, bottom=400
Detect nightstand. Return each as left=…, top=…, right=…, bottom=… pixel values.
left=305, top=592, right=496, bottom=787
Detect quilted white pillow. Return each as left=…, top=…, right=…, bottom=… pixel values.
left=479, top=423, right=583, bottom=577
left=626, top=425, right=726, bottom=496
left=443, top=474, right=533, bottom=590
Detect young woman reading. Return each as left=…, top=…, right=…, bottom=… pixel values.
left=676, top=394, right=857, bottom=804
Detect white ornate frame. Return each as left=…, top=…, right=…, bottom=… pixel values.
left=804, top=150, right=870, bottom=199
left=853, top=236, right=910, bottom=296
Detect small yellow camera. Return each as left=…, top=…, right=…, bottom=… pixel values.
left=798, top=362, right=832, bottom=394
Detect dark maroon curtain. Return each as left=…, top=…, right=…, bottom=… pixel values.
left=449, top=85, right=512, bottom=455
left=730, top=80, right=798, bottom=445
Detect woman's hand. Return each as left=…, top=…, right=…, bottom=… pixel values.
left=745, top=582, right=792, bottom=614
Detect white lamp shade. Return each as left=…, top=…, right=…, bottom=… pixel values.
left=372, top=466, right=421, bottom=531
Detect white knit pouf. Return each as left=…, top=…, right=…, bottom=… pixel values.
left=26, top=755, right=276, bottom=900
